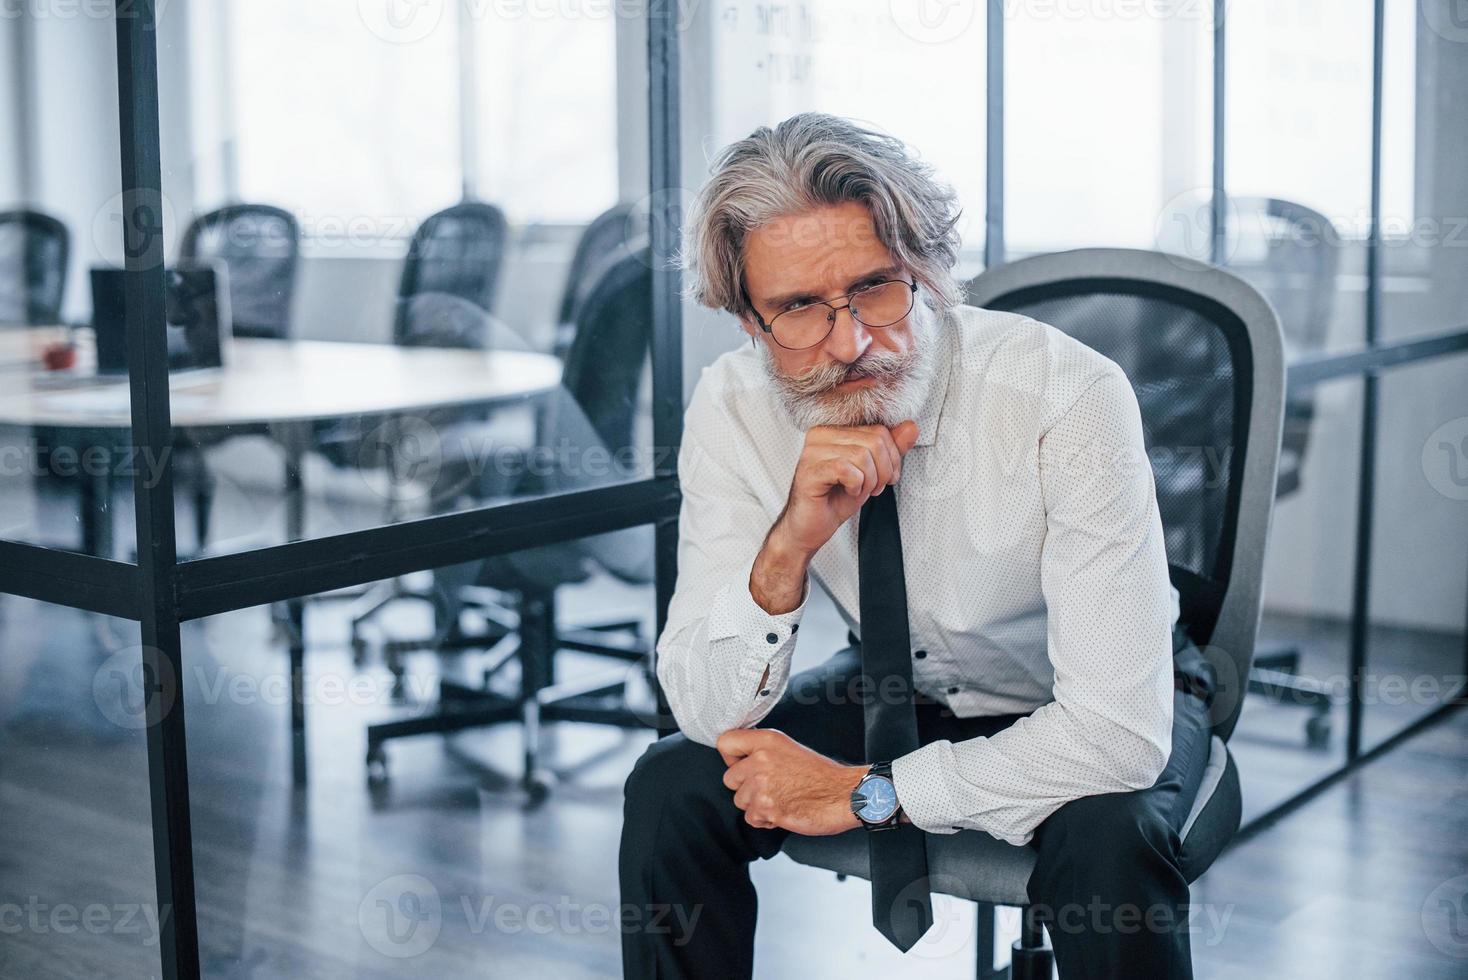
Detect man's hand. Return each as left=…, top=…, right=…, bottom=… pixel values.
left=717, top=728, right=867, bottom=836
left=750, top=421, right=920, bottom=615
left=778, top=420, right=920, bottom=555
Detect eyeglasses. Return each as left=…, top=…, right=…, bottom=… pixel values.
left=749, top=278, right=919, bottom=351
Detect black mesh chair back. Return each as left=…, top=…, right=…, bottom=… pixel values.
left=0, top=209, right=70, bottom=325
left=968, top=249, right=1285, bottom=740
left=395, top=201, right=508, bottom=344
left=1224, top=197, right=1338, bottom=498
left=559, top=242, right=654, bottom=457
left=179, top=204, right=299, bottom=340
left=438, top=242, right=655, bottom=604
left=555, top=201, right=647, bottom=328
left=526, top=242, right=655, bottom=584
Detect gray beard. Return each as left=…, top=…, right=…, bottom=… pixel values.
left=759, top=301, right=939, bottom=430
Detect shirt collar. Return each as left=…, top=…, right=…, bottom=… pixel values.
left=909, top=316, right=956, bottom=448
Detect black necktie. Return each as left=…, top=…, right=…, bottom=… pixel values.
left=857, top=487, right=932, bottom=952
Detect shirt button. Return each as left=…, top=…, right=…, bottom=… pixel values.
left=765, top=632, right=779, bottom=644
left=791, top=624, right=799, bottom=634
left=914, top=650, right=927, bottom=659
left=947, top=686, right=960, bottom=695
left=760, top=689, right=771, bottom=697
left=951, top=826, right=963, bottom=832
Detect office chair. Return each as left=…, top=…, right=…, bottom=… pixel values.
left=311, top=201, right=513, bottom=653
left=178, top=203, right=300, bottom=339
left=1225, top=198, right=1341, bottom=747
left=778, top=249, right=1285, bottom=978
left=395, top=200, right=508, bottom=327
left=174, top=203, right=301, bottom=553
left=0, top=209, right=70, bottom=325
left=551, top=201, right=647, bottom=357
left=364, top=245, right=657, bottom=791
left=326, top=292, right=540, bottom=665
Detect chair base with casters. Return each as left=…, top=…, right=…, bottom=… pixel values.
left=1246, top=644, right=1336, bottom=747
left=363, top=585, right=655, bottom=793
left=781, top=737, right=1242, bottom=978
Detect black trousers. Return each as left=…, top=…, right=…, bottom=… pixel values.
left=620, top=624, right=1215, bottom=979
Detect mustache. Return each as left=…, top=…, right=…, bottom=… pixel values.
left=780, top=345, right=916, bottom=397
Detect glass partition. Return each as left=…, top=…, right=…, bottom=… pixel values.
left=1229, top=375, right=1363, bottom=822
left=152, top=0, right=653, bottom=558
left=1361, top=356, right=1468, bottom=751
left=1380, top=0, right=1468, bottom=343
left=185, top=538, right=657, bottom=975
left=1221, top=0, right=1384, bottom=355
left=0, top=12, right=132, bottom=558
left=0, top=597, right=160, bottom=974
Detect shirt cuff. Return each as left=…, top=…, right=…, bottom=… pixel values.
left=891, top=740, right=966, bottom=835
left=705, top=554, right=809, bottom=647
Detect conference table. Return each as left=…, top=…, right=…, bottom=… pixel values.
left=1, top=325, right=565, bottom=782
left=0, top=325, right=565, bottom=557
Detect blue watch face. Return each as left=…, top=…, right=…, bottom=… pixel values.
left=855, top=775, right=899, bottom=823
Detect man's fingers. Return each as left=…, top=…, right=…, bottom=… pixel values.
left=830, top=432, right=898, bottom=490
left=732, top=780, right=758, bottom=813
left=890, top=420, right=920, bottom=455
left=722, top=756, right=754, bottom=791
left=716, top=728, right=757, bottom=766
left=825, top=459, right=866, bottom=498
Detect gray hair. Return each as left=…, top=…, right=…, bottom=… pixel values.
left=680, top=112, right=964, bottom=320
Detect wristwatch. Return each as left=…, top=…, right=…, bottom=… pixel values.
left=850, top=761, right=902, bottom=830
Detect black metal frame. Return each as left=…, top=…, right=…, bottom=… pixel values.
left=1, top=0, right=1463, bottom=976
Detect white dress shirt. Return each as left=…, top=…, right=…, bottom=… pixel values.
left=656, top=304, right=1180, bottom=846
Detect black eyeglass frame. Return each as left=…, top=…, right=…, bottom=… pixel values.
left=745, top=277, right=920, bottom=351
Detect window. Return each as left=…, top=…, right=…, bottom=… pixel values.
left=188, top=0, right=622, bottom=235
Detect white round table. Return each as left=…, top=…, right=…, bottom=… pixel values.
left=0, top=326, right=565, bottom=555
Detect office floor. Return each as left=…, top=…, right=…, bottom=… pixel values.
left=0, top=454, right=1465, bottom=978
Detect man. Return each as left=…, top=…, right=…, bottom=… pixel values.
left=620, top=112, right=1215, bottom=978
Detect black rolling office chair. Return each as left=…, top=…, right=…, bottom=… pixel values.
left=177, top=203, right=300, bottom=339
left=395, top=200, right=508, bottom=331
left=5, top=209, right=74, bottom=540
left=0, top=209, right=70, bottom=325
left=779, top=249, right=1285, bottom=977
left=313, top=201, right=514, bottom=652
left=1224, top=198, right=1342, bottom=746
left=551, top=201, right=646, bottom=357
left=174, top=203, right=301, bottom=553
left=364, top=244, right=657, bottom=791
